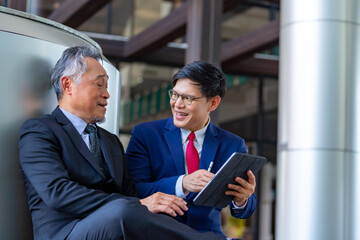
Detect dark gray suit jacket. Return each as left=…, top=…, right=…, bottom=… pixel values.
left=19, top=106, right=137, bottom=240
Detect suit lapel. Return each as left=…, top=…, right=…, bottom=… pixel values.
left=164, top=118, right=186, bottom=175
left=52, top=107, right=105, bottom=177
left=200, top=122, right=219, bottom=171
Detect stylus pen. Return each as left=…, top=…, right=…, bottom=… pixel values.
left=207, top=161, right=214, bottom=172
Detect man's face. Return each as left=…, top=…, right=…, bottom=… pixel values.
left=171, top=78, right=214, bottom=132
left=70, top=57, right=109, bottom=123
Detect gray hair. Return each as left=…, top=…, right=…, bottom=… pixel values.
left=50, top=45, right=102, bottom=100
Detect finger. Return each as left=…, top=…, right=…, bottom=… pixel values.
left=159, top=194, right=188, bottom=211
left=228, top=183, right=244, bottom=193
left=247, top=170, right=256, bottom=185
left=168, top=204, right=184, bottom=216
left=154, top=199, right=184, bottom=216
left=157, top=205, right=178, bottom=217
left=224, top=190, right=245, bottom=199
left=202, top=171, right=215, bottom=179
left=234, top=177, right=248, bottom=189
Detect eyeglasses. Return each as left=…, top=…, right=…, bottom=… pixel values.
left=168, top=89, right=204, bottom=106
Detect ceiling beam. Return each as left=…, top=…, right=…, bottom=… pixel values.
left=48, top=0, right=111, bottom=28
left=223, top=57, right=279, bottom=77
left=221, top=19, right=279, bottom=65
left=124, top=2, right=188, bottom=58
left=91, top=36, right=127, bottom=60
left=124, top=0, right=246, bottom=58
left=7, top=0, right=27, bottom=12
left=89, top=33, right=278, bottom=77
left=89, top=33, right=186, bottom=67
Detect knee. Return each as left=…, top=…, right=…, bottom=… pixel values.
left=102, top=198, right=144, bottom=223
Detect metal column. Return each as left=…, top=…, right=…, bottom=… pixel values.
left=185, top=0, right=222, bottom=125
left=276, top=0, right=360, bottom=239
left=185, top=0, right=222, bottom=65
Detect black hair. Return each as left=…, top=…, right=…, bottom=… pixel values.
left=172, top=61, right=226, bottom=98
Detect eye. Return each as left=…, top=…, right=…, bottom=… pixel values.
left=184, top=95, right=192, bottom=101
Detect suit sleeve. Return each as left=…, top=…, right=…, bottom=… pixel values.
left=19, top=119, right=131, bottom=217
left=229, top=138, right=257, bottom=218
left=125, top=126, right=179, bottom=198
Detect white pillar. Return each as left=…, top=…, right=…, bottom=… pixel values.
left=276, top=0, right=360, bottom=239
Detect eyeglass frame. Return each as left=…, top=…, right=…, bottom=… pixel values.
left=168, top=89, right=205, bottom=106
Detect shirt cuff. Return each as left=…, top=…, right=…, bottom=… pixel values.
left=175, top=175, right=188, bottom=198
left=232, top=199, right=248, bottom=210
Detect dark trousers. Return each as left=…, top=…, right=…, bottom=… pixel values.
left=66, top=197, right=225, bottom=240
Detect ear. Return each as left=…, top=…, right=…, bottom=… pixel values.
left=208, top=95, right=221, bottom=112
left=61, top=76, right=74, bottom=96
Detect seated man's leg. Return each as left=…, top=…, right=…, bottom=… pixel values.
left=67, top=197, right=224, bottom=240
left=66, top=198, right=137, bottom=240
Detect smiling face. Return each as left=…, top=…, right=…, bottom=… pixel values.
left=171, top=78, right=221, bottom=132
left=60, top=57, right=110, bottom=123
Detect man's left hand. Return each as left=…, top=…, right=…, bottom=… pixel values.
left=225, top=170, right=256, bottom=207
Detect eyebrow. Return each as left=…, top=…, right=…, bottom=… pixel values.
left=96, top=74, right=109, bottom=81
left=174, top=90, right=197, bottom=98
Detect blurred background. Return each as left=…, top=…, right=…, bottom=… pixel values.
left=2, top=0, right=359, bottom=240
left=0, top=1, right=279, bottom=239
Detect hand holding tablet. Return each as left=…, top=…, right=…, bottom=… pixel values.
left=193, top=152, right=267, bottom=208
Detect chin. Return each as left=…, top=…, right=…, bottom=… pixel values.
left=91, top=115, right=106, bottom=123
left=173, top=118, right=186, bottom=129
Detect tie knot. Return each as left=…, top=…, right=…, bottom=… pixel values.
left=85, top=124, right=97, bottom=134
left=188, top=132, right=195, bottom=142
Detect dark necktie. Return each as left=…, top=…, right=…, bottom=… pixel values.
left=85, top=124, right=109, bottom=176
left=186, top=132, right=200, bottom=174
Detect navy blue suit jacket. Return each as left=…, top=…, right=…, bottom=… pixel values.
left=126, top=117, right=257, bottom=235
left=19, top=107, right=137, bottom=240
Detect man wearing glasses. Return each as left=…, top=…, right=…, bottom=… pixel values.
left=126, top=61, right=257, bottom=238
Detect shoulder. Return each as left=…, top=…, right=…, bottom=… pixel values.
left=209, top=124, right=247, bottom=153
left=98, top=126, right=120, bottom=142
left=19, top=115, right=61, bottom=154
left=211, top=124, right=245, bottom=143
left=132, top=118, right=169, bottom=134
left=20, top=115, right=55, bottom=135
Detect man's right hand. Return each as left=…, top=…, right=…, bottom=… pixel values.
left=140, top=192, right=188, bottom=217
left=182, top=169, right=214, bottom=193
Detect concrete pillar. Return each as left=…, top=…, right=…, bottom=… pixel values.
left=276, top=0, right=360, bottom=239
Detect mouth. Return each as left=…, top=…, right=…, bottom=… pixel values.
left=98, top=102, right=108, bottom=110
left=174, top=111, right=188, bottom=120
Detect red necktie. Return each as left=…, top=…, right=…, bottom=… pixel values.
left=186, top=132, right=200, bottom=174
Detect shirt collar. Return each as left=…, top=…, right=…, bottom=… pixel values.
left=180, top=118, right=210, bottom=146
left=59, top=107, right=88, bottom=135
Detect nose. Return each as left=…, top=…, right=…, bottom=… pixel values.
left=174, top=96, right=185, bottom=108
left=103, top=88, right=110, bottom=99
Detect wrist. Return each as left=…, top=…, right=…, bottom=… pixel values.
left=182, top=174, right=188, bottom=192
left=234, top=199, right=247, bottom=207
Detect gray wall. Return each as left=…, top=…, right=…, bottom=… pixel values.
left=0, top=7, right=121, bottom=239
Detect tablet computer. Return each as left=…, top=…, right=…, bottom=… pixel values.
left=193, top=152, right=267, bottom=208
